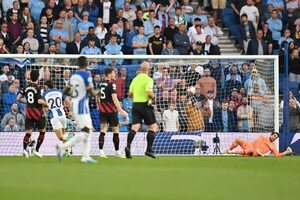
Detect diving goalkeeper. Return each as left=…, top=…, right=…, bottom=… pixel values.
left=224, top=131, right=292, bottom=157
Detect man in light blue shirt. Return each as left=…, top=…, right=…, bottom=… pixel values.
left=78, top=11, right=94, bottom=40
left=132, top=26, right=148, bottom=55
left=49, top=20, right=70, bottom=53
left=278, top=29, right=294, bottom=46
left=81, top=38, right=102, bottom=55
left=104, top=34, right=123, bottom=65
left=144, top=10, right=162, bottom=37
left=267, top=10, right=282, bottom=42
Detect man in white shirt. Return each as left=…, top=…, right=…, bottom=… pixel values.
left=203, top=17, right=223, bottom=45
left=163, top=102, right=179, bottom=132
left=190, top=25, right=207, bottom=49
left=240, top=0, right=259, bottom=29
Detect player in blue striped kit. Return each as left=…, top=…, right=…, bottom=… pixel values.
left=44, top=80, right=70, bottom=142
left=56, top=56, right=100, bottom=163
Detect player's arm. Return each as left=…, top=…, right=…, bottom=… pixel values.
left=269, top=144, right=289, bottom=157
left=87, top=86, right=100, bottom=97
left=64, top=85, right=72, bottom=96
left=38, top=98, right=48, bottom=107
left=17, top=93, right=27, bottom=104
left=111, top=93, right=127, bottom=118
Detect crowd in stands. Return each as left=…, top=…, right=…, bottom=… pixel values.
left=0, top=0, right=299, bottom=133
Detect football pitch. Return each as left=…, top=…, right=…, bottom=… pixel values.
left=0, top=156, right=300, bottom=200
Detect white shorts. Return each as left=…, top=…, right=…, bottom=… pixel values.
left=74, top=114, right=93, bottom=130
left=50, top=116, right=67, bottom=130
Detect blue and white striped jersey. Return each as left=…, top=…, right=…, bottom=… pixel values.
left=43, top=89, right=66, bottom=119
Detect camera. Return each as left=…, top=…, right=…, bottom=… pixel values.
left=213, top=133, right=220, bottom=144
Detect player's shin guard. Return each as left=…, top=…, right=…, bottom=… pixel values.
left=146, top=131, right=155, bottom=152
left=113, top=133, right=120, bottom=151
left=23, top=133, right=31, bottom=150
left=35, top=132, right=45, bottom=152
left=126, top=130, right=136, bottom=148
left=99, top=132, right=105, bottom=149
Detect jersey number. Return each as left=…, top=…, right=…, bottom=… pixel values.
left=48, top=97, right=62, bottom=109
left=27, top=92, right=34, bottom=104
left=100, top=87, right=106, bottom=99
left=70, top=84, right=79, bottom=98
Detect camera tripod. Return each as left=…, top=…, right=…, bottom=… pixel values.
left=212, top=133, right=221, bottom=155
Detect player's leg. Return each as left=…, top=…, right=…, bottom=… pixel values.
left=144, top=105, right=157, bottom=159
left=23, top=120, right=33, bottom=158
left=99, top=123, right=108, bottom=158
left=110, top=112, right=124, bottom=158
left=125, top=104, right=142, bottom=159
left=33, top=117, right=47, bottom=158
left=227, top=139, right=253, bottom=156
left=52, top=117, right=69, bottom=142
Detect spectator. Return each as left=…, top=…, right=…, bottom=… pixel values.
left=29, top=0, right=46, bottom=21
left=114, top=8, right=128, bottom=25
left=2, top=84, right=18, bottom=114
left=132, top=26, right=148, bottom=60
left=0, top=65, right=14, bottom=82
left=240, top=0, right=259, bottom=29
left=104, top=23, right=123, bottom=45
left=116, top=20, right=125, bottom=39
left=163, top=102, right=179, bottom=132
left=122, top=93, right=133, bottom=126
left=161, top=40, right=179, bottom=55
left=141, top=0, right=155, bottom=12
left=98, top=0, right=116, bottom=30
left=7, top=13, right=23, bottom=49
left=118, top=102, right=129, bottom=132
left=37, top=16, right=51, bottom=54
left=240, top=63, right=251, bottom=85
left=261, top=4, right=275, bottom=26
left=43, top=6, right=55, bottom=28
left=201, top=89, right=220, bottom=132
left=81, top=38, right=102, bottom=55
left=286, top=0, right=299, bottom=20
left=82, top=27, right=101, bottom=48
left=123, top=21, right=137, bottom=55
left=73, top=0, right=88, bottom=20
left=157, top=90, right=172, bottom=112
left=173, top=23, right=190, bottom=55
left=267, top=0, right=285, bottom=15
left=288, top=98, right=300, bottom=132
left=202, top=35, right=221, bottom=55
left=278, top=29, right=294, bottom=46
left=22, top=42, right=32, bottom=54
left=155, top=67, right=176, bottom=98
left=1, top=73, right=14, bottom=93
left=203, top=17, right=223, bottom=45
left=0, top=23, right=14, bottom=50
left=163, top=17, right=178, bottom=42
left=6, top=1, right=22, bottom=22
left=184, top=98, right=205, bottom=131
left=211, top=0, right=226, bottom=24
left=193, top=84, right=206, bottom=102
left=190, top=24, right=207, bottom=48
left=20, top=7, right=35, bottom=28
left=231, top=0, right=247, bottom=22
left=87, top=0, right=99, bottom=25
left=95, top=17, right=108, bottom=44
left=237, top=96, right=254, bottom=132
left=144, top=9, right=162, bottom=37
left=177, top=78, right=187, bottom=96
left=133, top=9, right=144, bottom=29
left=218, top=100, right=238, bottom=132
left=78, top=11, right=94, bottom=40
left=67, top=9, right=80, bottom=35
left=267, top=10, right=282, bottom=46
left=256, top=94, right=274, bottom=131
left=123, top=2, right=136, bottom=24
left=104, top=34, right=123, bottom=65
left=289, top=48, right=300, bottom=86
left=191, top=41, right=204, bottom=55
left=224, top=73, right=242, bottom=99
left=156, top=4, right=169, bottom=33
left=3, top=118, right=19, bottom=132
left=40, top=0, right=60, bottom=22
left=49, top=19, right=70, bottom=53
left=66, top=32, right=82, bottom=54
left=247, top=29, right=268, bottom=55
left=149, top=25, right=165, bottom=55
left=22, top=29, right=39, bottom=54
left=240, top=14, right=256, bottom=54
left=225, top=64, right=242, bottom=82
left=244, top=68, right=267, bottom=95
left=198, top=68, right=217, bottom=98
left=184, top=64, right=201, bottom=87
left=174, top=7, right=187, bottom=27
left=1, top=103, right=25, bottom=131
left=0, top=38, right=10, bottom=53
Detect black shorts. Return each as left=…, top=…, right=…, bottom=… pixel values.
left=25, top=117, right=46, bottom=130
left=100, top=112, right=119, bottom=127
left=132, top=103, right=156, bottom=125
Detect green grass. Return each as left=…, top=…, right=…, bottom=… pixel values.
left=0, top=156, right=300, bottom=200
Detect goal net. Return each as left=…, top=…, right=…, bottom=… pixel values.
left=0, top=55, right=279, bottom=156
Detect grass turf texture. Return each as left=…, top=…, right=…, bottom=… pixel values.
left=0, top=156, right=300, bottom=200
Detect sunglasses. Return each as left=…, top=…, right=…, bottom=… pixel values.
left=252, top=71, right=257, bottom=73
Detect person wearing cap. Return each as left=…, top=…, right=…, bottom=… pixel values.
left=80, top=37, right=102, bottom=55
left=244, top=69, right=267, bottom=95
left=190, top=41, right=204, bottom=55
left=149, top=25, right=165, bottom=55
left=190, top=24, right=207, bottom=49
left=78, top=11, right=94, bottom=40
left=144, top=9, right=162, bottom=37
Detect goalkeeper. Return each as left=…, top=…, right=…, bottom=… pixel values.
left=225, top=131, right=292, bottom=157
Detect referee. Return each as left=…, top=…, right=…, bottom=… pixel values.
left=125, top=61, right=157, bottom=159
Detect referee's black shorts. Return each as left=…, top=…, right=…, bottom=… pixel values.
left=132, top=102, right=156, bottom=125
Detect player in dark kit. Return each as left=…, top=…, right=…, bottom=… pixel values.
left=97, top=68, right=127, bottom=158
left=17, top=70, right=48, bottom=158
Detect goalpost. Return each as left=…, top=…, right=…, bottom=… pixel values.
left=0, top=55, right=279, bottom=156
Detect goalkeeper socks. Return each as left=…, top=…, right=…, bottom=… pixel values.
left=99, top=132, right=105, bottom=149
left=126, top=130, right=136, bottom=148
left=113, top=133, right=120, bottom=151
left=23, top=133, right=31, bottom=150
left=146, top=131, right=155, bottom=152
left=35, top=132, right=45, bottom=152
left=82, top=133, right=91, bottom=159
left=61, top=132, right=86, bottom=150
